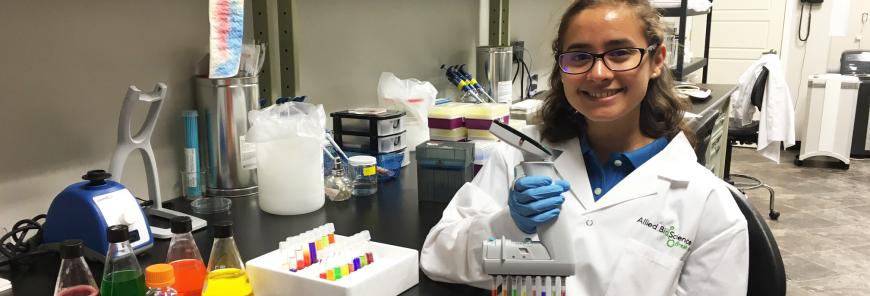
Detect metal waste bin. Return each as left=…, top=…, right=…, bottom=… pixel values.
left=195, top=76, right=260, bottom=197
left=476, top=46, right=513, bottom=104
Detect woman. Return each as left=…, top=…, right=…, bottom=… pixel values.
left=420, top=0, right=748, bottom=295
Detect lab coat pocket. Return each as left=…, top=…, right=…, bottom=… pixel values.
left=603, top=239, right=682, bottom=296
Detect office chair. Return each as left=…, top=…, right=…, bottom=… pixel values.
left=727, top=185, right=787, bottom=296
left=724, top=67, right=780, bottom=220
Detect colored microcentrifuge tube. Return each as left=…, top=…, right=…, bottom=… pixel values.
left=340, top=263, right=349, bottom=276
left=333, top=266, right=342, bottom=280
left=309, top=241, right=318, bottom=263
left=353, top=257, right=361, bottom=270
left=303, top=249, right=311, bottom=266
left=326, top=269, right=335, bottom=281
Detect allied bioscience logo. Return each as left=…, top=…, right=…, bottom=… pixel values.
left=636, top=217, right=693, bottom=250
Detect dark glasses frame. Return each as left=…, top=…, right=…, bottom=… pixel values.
left=558, top=44, right=659, bottom=75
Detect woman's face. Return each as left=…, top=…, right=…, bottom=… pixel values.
left=559, top=5, right=665, bottom=124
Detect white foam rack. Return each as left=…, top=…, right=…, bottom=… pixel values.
left=246, top=235, right=419, bottom=296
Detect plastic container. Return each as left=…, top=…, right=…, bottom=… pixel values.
left=348, top=156, right=378, bottom=196
left=256, top=137, right=324, bottom=215
left=415, top=141, right=475, bottom=203
left=346, top=150, right=405, bottom=183
left=144, top=264, right=178, bottom=296
left=429, top=128, right=468, bottom=141
left=339, top=115, right=405, bottom=136
left=428, top=102, right=473, bottom=120
left=340, top=132, right=406, bottom=154
left=331, top=109, right=406, bottom=137
left=246, top=235, right=419, bottom=296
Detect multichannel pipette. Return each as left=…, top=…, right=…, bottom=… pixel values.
left=483, top=120, right=577, bottom=296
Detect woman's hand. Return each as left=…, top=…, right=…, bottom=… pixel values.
left=508, top=176, right=571, bottom=234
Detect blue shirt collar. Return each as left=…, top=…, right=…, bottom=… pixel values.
left=579, top=135, right=669, bottom=168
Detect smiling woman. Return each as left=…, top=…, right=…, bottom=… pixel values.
left=539, top=0, right=693, bottom=152
left=419, top=1, right=748, bottom=295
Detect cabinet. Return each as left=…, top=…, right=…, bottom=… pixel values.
left=658, top=0, right=712, bottom=83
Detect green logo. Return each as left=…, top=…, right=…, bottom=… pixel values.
left=636, top=217, right=693, bottom=250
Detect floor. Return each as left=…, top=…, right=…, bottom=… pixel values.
left=729, top=146, right=870, bottom=296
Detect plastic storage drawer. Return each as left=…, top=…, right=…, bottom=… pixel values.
left=331, top=109, right=406, bottom=137
left=340, top=132, right=407, bottom=154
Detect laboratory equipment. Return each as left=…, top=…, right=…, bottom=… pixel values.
left=465, top=103, right=510, bottom=140
left=43, top=169, right=153, bottom=257
left=145, top=264, right=179, bottom=296
left=476, top=46, right=513, bottom=103
left=333, top=110, right=406, bottom=136
left=325, top=158, right=353, bottom=202
left=428, top=102, right=473, bottom=141
left=839, top=50, right=870, bottom=158
left=415, top=141, right=475, bottom=203
left=195, top=76, right=260, bottom=198
left=203, top=221, right=253, bottom=296
left=279, top=223, right=336, bottom=271
left=331, top=109, right=408, bottom=155
left=248, top=102, right=326, bottom=215
left=348, top=156, right=378, bottom=196
left=247, top=229, right=419, bottom=296
left=101, top=225, right=147, bottom=296
left=344, top=150, right=405, bottom=183
left=483, top=120, right=576, bottom=294
left=182, top=110, right=203, bottom=200
left=107, top=83, right=206, bottom=238
left=443, top=65, right=494, bottom=103
left=53, top=240, right=99, bottom=296
left=339, top=132, right=407, bottom=155
left=166, top=216, right=207, bottom=296
left=796, top=74, right=860, bottom=169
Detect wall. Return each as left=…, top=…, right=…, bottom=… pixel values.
left=292, top=0, right=480, bottom=112
left=293, top=0, right=570, bottom=112
left=0, top=1, right=208, bottom=228
left=509, top=0, right=572, bottom=98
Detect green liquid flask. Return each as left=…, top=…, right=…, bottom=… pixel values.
left=100, top=225, right=146, bottom=296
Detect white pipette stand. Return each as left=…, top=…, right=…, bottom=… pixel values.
left=108, top=83, right=207, bottom=239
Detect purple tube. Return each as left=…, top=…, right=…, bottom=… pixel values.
left=308, top=242, right=317, bottom=262
left=353, top=257, right=361, bottom=270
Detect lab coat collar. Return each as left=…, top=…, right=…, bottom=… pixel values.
left=546, top=132, right=696, bottom=212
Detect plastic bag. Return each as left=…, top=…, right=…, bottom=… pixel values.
left=377, top=72, right=437, bottom=153
left=246, top=102, right=326, bottom=143
left=246, top=102, right=327, bottom=215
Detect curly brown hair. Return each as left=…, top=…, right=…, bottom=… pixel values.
left=538, top=0, right=694, bottom=146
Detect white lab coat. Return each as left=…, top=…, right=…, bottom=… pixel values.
left=420, top=127, right=748, bottom=296
left=731, top=54, right=796, bottom=163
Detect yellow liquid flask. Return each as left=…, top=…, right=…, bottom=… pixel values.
left=203, top=221, right=253, bottom=296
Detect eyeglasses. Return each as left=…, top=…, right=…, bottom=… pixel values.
left=558, top=44, right=659, bottom=74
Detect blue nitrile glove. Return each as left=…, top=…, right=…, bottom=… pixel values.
left=508, top=176, right=571, bottom=234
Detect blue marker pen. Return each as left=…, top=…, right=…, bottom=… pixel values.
left=183, top=110, right=202, bottom=198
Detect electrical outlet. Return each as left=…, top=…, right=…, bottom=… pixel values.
left=528, top=74, right=539, bottom=97
left=511, top=40, right=525, bottom=63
